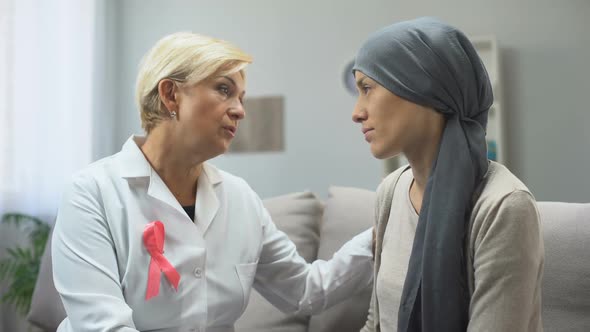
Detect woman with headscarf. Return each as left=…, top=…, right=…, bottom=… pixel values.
left=351, top=18, right=544, bottom=332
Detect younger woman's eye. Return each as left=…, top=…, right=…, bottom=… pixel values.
left=362, top=85, right=371, bottom=94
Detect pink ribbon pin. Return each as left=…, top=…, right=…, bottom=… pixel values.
left=143, top=221, right=180, bottom=300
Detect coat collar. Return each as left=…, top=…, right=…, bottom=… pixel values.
left=117, top=136, right=151, bottom=179
left=116, top=135, right=222, bottom=233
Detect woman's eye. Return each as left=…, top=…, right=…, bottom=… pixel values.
left=362, top=85, right=371, bottom=94
left=218, top=85, right=230, bottom=96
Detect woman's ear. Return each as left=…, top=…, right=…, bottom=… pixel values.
left=158, top=79, right=179, bottom=115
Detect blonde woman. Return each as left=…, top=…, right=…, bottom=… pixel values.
left=51, top=32, right=374, bottom=332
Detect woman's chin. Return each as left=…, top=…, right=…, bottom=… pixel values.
left=198, top=141, right=227, bottom=161
left=218, top=141, right=232, bottom=155
left=371, top=145, right=399, bottom=160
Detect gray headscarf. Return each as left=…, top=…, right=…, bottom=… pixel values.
left=353, top=17, right=493, bottom=331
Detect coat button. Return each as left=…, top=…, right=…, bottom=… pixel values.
left=194, top=267, right=203, bottom=278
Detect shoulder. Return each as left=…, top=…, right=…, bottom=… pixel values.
left=470, top=162, right=540, bottom=240
left=473, top=161, right=536, bottom=213
left=480, top=162, right=532, bottom=195
left=55, top=156, right=122, bottom=233
left=65, top=153, right=122, bottom=197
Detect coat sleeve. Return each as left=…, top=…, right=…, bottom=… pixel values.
left=250, top=191, right=374, bottom=315
left=52, top=174, right=139, bottom=332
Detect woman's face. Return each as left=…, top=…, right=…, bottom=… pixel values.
left=175, top=71, right=246, bottom=157
left=352, top=71, right=442, bottom=159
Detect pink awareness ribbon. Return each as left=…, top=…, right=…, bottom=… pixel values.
left=143, top=221, right=180, bottom=300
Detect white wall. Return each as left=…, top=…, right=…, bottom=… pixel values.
left=105, top=0, right=590, bottom=201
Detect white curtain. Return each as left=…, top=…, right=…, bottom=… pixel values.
left=0, top=0, right=97, bottom=221
left=1, top=0, right=101, bottom=329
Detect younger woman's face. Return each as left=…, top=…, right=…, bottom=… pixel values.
left=351, top=71, right=444, bottom=159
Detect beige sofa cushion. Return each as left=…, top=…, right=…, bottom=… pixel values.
left=538, top=202, right=590, bottom=331
left=28, top=227, right=63, bottom=332
left=0, top=221, right=39, bottom=332
left=29, top=191, right=323, bottom=332
left=308, top=186, right=375, bottom=332
left=236, top=191, right=323, bottom=332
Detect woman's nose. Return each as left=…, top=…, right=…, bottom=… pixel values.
left=229, top=102, right=245, bottom=120
left=352, top=102, right=367, bottom=123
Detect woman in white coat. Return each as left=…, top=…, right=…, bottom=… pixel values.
left=51, top=32, right=374, bottom=332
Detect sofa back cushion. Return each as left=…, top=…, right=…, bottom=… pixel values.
left=308, top=186, right=376, bottom=332
left=0, top=220, right=39, bottom=332
left=538, top=202, right=590, bottom=331
left=27, top=228, right=63, bottom=332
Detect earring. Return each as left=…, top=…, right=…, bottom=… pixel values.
left=170, top=111, right=177, bottom=118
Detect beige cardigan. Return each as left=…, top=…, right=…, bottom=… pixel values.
left=362, top=162, right=544, bottom=332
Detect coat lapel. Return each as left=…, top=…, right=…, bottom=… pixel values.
left=194, top=164, right=222, bottom=234
left=117, top=135, right=189, bottom=220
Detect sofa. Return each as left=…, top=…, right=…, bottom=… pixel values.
left=23, top=187, right=590, bottom=331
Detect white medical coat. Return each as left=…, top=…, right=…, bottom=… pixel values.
left=52, top=136, right=373, bottom=332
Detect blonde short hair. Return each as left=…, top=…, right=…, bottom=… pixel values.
left=135, top=32, right=252, bottom=133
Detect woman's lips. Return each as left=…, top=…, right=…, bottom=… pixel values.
left=362, top=128, right=374, bottom=142
left=223, top=125, right=237, bottom=137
